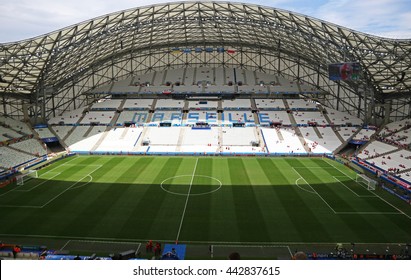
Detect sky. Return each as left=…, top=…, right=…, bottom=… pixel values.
left=0, top=0, right=411, bottom=43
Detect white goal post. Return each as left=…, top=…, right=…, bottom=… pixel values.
left=16, top=170, right=38, bottom=186
left=356, top=174, right=377, bottom=190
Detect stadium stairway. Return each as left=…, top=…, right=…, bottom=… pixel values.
left=83, top=126, right=95, bottom=138
left=218, top=126, right=223, bottom=152
left=151, top=99, right=158, bottom=111
left=283, top=99, right=291, bottom=110
left=151, top=72, right=158, bottom=86
left=48, top=126, right=68, bottom=149
left=250, top=98, right=258, bottom=111
left=161, top=70, right=167, bottom=85
left=333, top=127, right=362, bottom=154
left=175, top=127, right=187, bottom=152
left=181, top=68, right=187, bottom=85
left=286, top=110, right=311, bottom=153
left=253, top=111, right=260, bottom=125
left=241, top=69, right=247, bottom=85
left=145, top=111, right=153, bottom=123
left=312, top=126, right=323, bottom=139
left=118, top=98, right=127, bottom=111
left=138, top=127, right=150, bottom=147
left=317, top=104, right=348, bottom=145
left=109, top=111, right=120, bottom=126
left=120, top=127, right=129, bottom=139
left=275, top=128, right=285, bottom=141
left=254, top=127, right=265, bottom=148
left=62, top=108, right=88, bottom=142
left=90, top=127, right=111, bottom=152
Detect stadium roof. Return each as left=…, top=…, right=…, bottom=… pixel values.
left=0, top=1, right=410, bottom=101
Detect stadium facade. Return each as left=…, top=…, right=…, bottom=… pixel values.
left=0, top=1, right=410, bottom=123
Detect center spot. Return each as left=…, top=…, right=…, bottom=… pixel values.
left=160, top=175, right=222, bottom=196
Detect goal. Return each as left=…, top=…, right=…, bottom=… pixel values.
left=356, top=174, right=377, bottom=190
left=16, top=170, right=38, bottom=186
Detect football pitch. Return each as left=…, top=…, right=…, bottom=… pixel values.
left=1, top=155, right=411, bottom=258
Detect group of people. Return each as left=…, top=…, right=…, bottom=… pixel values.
left=145, top=240, right=162, bottom=257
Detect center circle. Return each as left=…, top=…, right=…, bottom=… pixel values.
left=160, top=175, right=222, bottom=196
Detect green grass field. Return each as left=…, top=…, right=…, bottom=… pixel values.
left=1, top=155, right=411, bottom=258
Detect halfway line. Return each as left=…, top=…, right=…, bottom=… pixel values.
left=176, top=158, right=198, bottom=242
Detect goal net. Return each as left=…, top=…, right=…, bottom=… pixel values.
left=16, top=170, right=38, bottom=186
left=356, top=174, right=377, bottom=190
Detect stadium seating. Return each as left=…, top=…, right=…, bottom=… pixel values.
left=68, top=131, right=104, bottom=152
left=292, top=111, right=328, bottom=125
left=10, top=139, right=46, bottom=156
left=188, top=100, right=218, bottom=110
left=286, top=99, right=318, bottom=109
left=155, top=99, right=185, bottom=109
left=300, top=127, right=342, bottom=154
left=261, top=127, right=306, bottom=154
left=0, top=146, right=40, bottom=168
left=221, top=111, right=255, bottom=124
left=150, top=111, right=182, bottom=124
left=48, top=107, right=86, bottom=125
left=90, top=99, right=122, bottom=110
left=379, top=118, right=411, bottom=136
left=238, top=85, right=270, bottom=94
left=139, top=85, right=172, bottom=94
left=353, top=128, right=376, bottom=141
left=164, top=68, right=185, bottom=85
left=117, top=111, right=149, bottom=125
left=185, top=111, right=218, bottom=125
left=51, top=126, right=73, bottom=141
left=365, top=149, right=411, bottom=174
left=1, top=126, right=23, bottom=139
left=222, top=99, right=252, bottom=109
left=123, top=99, right=153, bottom=109
left=0, top=116, right=32, bottom=134
left=65, top=126, right=105, bottom=146
left=80, top=111, right=115, bottom=125
left=143, top=127, right=181, bottom=147
left=35, top=127, right=55, bottom=139
left=335, top=127, right=358, bottom=141
left=182, top=127, right=219, bottom=146
left=95, top=127, right=143, bottom=152
left=258, top=111, right=291, bottom=125
left=357, top=141, right=398, bottom=159
left=323, top=106, right=363, bottom=126
left=255, top=99, right=286, bottom=110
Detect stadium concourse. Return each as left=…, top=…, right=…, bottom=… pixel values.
left=1, top=1, right=411, bottom=259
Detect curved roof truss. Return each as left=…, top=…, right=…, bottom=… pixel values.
left=0, top=1, right=410, bottom=120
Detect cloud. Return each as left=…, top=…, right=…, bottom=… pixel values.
left=0, top=0, right=169, bottom=42
left=0, top=0, right=410, bottom=42
left=313, top=0, right=411, bottom=38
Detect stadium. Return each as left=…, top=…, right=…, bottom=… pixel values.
left=0, top=1, right=410, bottom=260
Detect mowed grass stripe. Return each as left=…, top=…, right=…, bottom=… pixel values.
left=36, top=157, right=151, bottom=237
left=294, top=160, right=391, bottom=242
left=300, top=164, right=396, bottom=213
left=272, top=158, right=334, bottom=242
left=1, top=157, right=105, bottom=235
left=120, top=158, right=189, bottom=240
left=0, top=159, right=101, bottom=207
left=178, top=158, right=213, bottom=241
left=2, top=156, right=411, bottom=244
left=206, top=158, right=242, bottom=242
left=228, top=158, right=270, bottom=242
left=254, top=158, right=303, bottom=241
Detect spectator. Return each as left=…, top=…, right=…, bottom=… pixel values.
left=228, top=252, right=241, bottom=260
left=292, top=251, right=307, bottom=260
